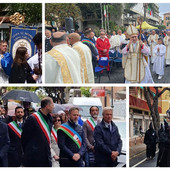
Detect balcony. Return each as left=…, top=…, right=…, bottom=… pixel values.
left=129, top=95, right=162, bottom=113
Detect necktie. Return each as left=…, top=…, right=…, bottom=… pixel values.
left=18, top=123, right=22, bottom=129
left=108, top=125, right=111, bottom=132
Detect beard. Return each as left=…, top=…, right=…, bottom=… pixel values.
left=16, top=115, right=24, bottom=120
left=92, top=114, right=98, bottom=118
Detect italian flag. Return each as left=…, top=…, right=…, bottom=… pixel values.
left=148, top=7, right=152, bottom=16
left=104, top=5, right=107, bottom=18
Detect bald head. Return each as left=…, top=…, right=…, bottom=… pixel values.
left=68, top=33, right=80, bottom=45
left=168, top=31, right=170, bottom=36
left=51, top=32, right=68, bottom=46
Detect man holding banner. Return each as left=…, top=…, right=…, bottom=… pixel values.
left=0, top=40, right=13, bottom=83
left=57, top=107, right=86, bottom=167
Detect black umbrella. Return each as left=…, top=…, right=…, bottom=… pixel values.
left=2, top=90, right=40, bottom=103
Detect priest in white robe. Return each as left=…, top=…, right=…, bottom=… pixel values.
left=153, top=38, right=166, bottom=80
left=148, top=30, right=159, bottom=64
left=122, top=25, right=153, bottom=83
left=163, top=31, right=170, bottom=66
left=68, top=33, right=94, bottom=83
left=45, top=32, right=82, bottom=84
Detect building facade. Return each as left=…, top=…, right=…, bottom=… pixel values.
left=129, top=87, right=162, bottom=145
left=163, top=12, right=170, bottom=29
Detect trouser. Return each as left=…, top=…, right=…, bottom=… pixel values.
left=60, top=157, right=84, bottom=167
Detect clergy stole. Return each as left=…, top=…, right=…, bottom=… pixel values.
left=47, top=49, right=73, bottom=83
left=73, top=45, right=88, bottom=83
left=124, top=41, right=146, bottom=83
left=164, top=36, right=170, bottom=60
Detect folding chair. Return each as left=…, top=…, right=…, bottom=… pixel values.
left=95, top=57, right=110, bottom=83
left=113, top=52, right=122, bottom=68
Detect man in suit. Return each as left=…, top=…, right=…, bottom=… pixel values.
left=21, top=97, right=54, bottom=167
left=8, top=106, right=25, bottom=167
left=94, top=107, right=122, bottom=167
left=83, top=106, right=101, bottom=167
left=0, top=120, right=10, bottom=167
left=57, top=107, right=86, bottom=167
left=0, top=105, right=12, bottom=124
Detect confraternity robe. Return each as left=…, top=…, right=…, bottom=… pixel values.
left=45, top=44, right=82, bottom=83
left=153, top=44, right=166, bottom=76
left=148, top=34, right=159, bottom=63
left=72, top=41, right=94, bottom=83
left=122, top=41, right=153, bottom=83
left=163, top=36, right=170, bottom=65
left=0, top=52, right=13, bottom=83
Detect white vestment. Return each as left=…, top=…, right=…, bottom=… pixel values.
left=112, top=34, right=125, bottom=53
left=143, top=45, right=151, bottom=68
left=45, top=44, right=82, bottom=83
left=72, top=41, right=94, bottom=83
left=109, top=35, right=115, bottom=49
left=27, top=53, right=42, bottom=84
left=122, top=42, right=153, bottom=84
left=164, top=36, right=170, bottom=65
left=153, top=44, right=166, bottom=76
left=148, top=34, right=159, bottom=63
left=0, top=56, right=8, bottom=83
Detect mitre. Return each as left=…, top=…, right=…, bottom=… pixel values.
left=127, top=24, right=138, bottom=36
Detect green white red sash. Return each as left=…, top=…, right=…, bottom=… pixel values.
left=58, top=123, right=82, bottom=149
left=32, top=112, right=51, bottom=144
left=8, top=121, right=22, bottom=138
left=86, top=117, right=96, bottom=131
left=51, top=127, right=58, bottom=143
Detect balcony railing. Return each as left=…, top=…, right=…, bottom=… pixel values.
left=129, top=95, right=162, bottom=113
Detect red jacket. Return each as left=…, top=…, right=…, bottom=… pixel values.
left=96, top=38, right=110, bottom=58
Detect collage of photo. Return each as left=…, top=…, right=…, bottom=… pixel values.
left=0, top=2, right=170, bottom=168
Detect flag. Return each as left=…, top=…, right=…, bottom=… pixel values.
left=148, top=7, right=152, bottom=16
left=104, top=5, right=106, bottom=18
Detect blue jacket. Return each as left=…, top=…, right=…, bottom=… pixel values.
left=94, top=119, right=122, bottom=164
left=0, top=121, right=10, bottom=167
left=1, top=52, right=13, bottom=76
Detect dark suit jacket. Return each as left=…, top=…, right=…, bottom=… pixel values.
left=45, top=38, right=53, bottom=52
left=57, top=120, right=86, bottom=167
left=21, top=110, right=53, bottom=167
left=94, top=119, right=122, bottom=166
left=8, top=121, right=24, bottom=167
left=0, top=121, right=10, bottom=167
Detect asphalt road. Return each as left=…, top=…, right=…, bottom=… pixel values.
left=94, top=61, right=170, bottom=83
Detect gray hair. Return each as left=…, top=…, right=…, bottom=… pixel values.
left=102, top=107, right=113, bottom=115
left=51, top=33, right=67, bottom=43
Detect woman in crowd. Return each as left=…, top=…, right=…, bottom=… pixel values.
left=51, top=114, right=61, bottom=167
left=9, top=47, right=38, bottom=83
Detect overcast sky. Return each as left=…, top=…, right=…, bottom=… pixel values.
left=158, top=3, right=170, bottom=19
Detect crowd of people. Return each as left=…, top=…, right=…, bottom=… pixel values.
left=45, top=26, right=170, bottom=83
left=0, top=32, right=42, bottom=84
left=0, top=97, right=123, bottom=167
left=144, top=120, right=170, bottom=167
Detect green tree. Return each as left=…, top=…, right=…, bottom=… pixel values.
left=80, top=87, right=91, bottom=97
left=45, top=3, right=81, bottom=27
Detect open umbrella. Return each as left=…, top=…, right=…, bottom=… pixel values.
left=2, top=90, right=40, bottom=103
left=53, top=104, right=65, bottom=114
left=7, top=101, right=21, bottom=116
left=136, top=21, right=158, bottom=29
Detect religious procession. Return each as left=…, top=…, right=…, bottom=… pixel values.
left=45, top=3, right=170, bottom=84
left=129, top=86, right=170, bottom=167
left=0, top=86, right=126, bottom=167
left=0, top=4, right=42, bottom=84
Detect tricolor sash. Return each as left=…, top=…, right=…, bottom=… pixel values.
left=8, top=121, right=22, bottom=138
left=51, top=127, right=58, bottom=143
left=32, top=112, right=51, bottom=144
left=86, top=118, right=96, bottom=131
left=58, top=123, right=82, bottom=149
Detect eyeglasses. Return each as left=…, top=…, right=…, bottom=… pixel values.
left=55, top=119, right=61, bottom=122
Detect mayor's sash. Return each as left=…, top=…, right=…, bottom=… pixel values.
left=32, top=112, right=51, bottom=144
left=51, top=127, right=58, bottom=143
left=82, top=39, right=95, bottom=48
left=58, top=123, right=82, bottom=149
left=8, top=121, right=22, bottom=138
left=86, top=117, right=96, bottom=131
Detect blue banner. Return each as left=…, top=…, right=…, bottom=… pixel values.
left=9, top=26, right=38, bottom=58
